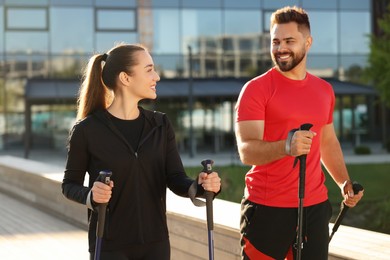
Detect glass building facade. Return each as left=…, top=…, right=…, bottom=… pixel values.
left=0, top=0, right=381, bottom=153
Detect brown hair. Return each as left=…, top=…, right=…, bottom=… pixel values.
left=76, top=43, right=147, bottom=120
left=270, top=6, right=310, bottom=34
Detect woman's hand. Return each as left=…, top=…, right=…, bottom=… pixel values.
left=198, top=172, right=221, bottom=193
left=91, top=181, right=114, bottom=204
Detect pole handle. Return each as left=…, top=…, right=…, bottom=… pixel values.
left=330, top=181, right=364, bottom=242
left=96, top=170, right=112, bottom=238
left=201, top=159, right=214, bottom=231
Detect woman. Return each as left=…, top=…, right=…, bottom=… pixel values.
left=62, top=43, right=221, bottom=260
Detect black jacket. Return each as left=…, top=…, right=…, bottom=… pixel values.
left=62, top=108, right=203, bottom=252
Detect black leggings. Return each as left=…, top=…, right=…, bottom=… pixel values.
left=90, top=239, right=170, bottom=260
left=240, top=199, right=332, bottom=260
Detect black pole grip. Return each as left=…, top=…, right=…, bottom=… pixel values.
left=96, top=170, right=112, bottom=238
left=338, top=182, right=364, bottom=215
left=201, top=159, right=214, bottom=231
left=297, top=123, right=313, bottom=199
left=329, top=182, right=364, bottom=242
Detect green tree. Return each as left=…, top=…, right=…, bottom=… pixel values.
left=364, top=4, right=390, bottom=107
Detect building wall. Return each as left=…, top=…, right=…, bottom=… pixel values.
left=0, top=0, right=378, bottom=150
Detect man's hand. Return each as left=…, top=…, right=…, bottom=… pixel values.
left=290, top=130, right=317, bottom=157
left=342, top=180, right=364, bottom=208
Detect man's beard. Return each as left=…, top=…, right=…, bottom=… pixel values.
left=272, top=48, right=306, bottom=72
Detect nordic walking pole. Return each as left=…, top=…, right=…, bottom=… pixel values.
left=201, top=159, right=215, bottom=260
left=94, top=170, right=112, bottom=260
left=293, top=123, right=313, bottom=260
left=329, top=182, right=364, bottom=242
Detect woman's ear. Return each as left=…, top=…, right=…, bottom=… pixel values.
left=118, top=71, right=130, bottom=85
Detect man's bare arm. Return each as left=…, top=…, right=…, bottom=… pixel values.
left=235, top=120, right=286, bottom=165
left=235, top=120, right=316, bottom=166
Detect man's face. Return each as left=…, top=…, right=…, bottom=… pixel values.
left=270, top=22, right=311, bottom=72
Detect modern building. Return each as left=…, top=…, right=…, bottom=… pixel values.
left=0, top=0, right=387, bottom=156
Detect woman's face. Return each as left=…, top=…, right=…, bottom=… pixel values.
left=128, top=50, right=160, bottom=100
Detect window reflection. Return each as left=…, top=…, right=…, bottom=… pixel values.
left=339, top=0, right=370, bottom=10
left=302, top=0, right=337, bottom=9
left=50, top=8, right=93, bottom=54
left=306, top=55, right=338, bottom=78
left=181, top=9, right=222, bottom=77
left=263, top=11, right=272, bottom=32
left=224, top=10, right=261, bottom=35
left=223, top=0, right=261, bottom=8
left=310, top=11, right=337, bottom=54
left=150, top=0, right=179, bottom=7
left=152, top=9, right=180, bottom=54
left=51, top=0, right=93, bottom=6
left=6, top=7, right=48, bottom=30
left=340, top=12, right=370, bottom=54
left=263, top=0, right=299, bottom=9
left=182, top=0, right=221, bottom=8
left=182, top=9, right=222, bottom=52
left=96, top=9, right=136, bottom=31
left=5, top=55, right=49, bottom=78
left=340, top=55, right=368, bottom=82
left=0, top=7, right=4, bottom=52
left=49, top=54, right=89, bottom=78
left=95, top=33, right=137, bottom=53
left=153, top=54, right=183, bottom=78
left=5, top=0, right=48, bottom=5
left=95, top=0, right=136, bottom=7
left=6, top=32, right=48, bottom=54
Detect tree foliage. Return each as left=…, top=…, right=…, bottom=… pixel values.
left=365, top=4, right=390, bottom=107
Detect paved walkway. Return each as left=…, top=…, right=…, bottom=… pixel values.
left=0, top=144, right=389, bottom=259
left=0, top=192, right=89, bottom=260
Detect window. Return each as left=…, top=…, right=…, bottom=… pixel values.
left=95, top=0, right=136, bottom=7
left=6, top=7, right=48, bottom=31
left=340, top=12, right=370, bottom=54
left=96, top=8, right=136, bottom=31
left=51, top=0, right=93, bottom=6
left=6, top=32, right=48, bottom=54
left=310, top=11, right=338, bottom=54
left=302, top=0, right=337, bottom=9
left=50, top=8, right=93, bottom=54
left=0, top=7, right=4, bottom=52
left=224, top=10, right=261, bottom=35
left=182, top=0, right=222, bottom=8
left=150, top=0, right=179, bottom=7
left=182, top=9, right=222, bottom=53
left=339, top=0, right=370, bottom=10
left=152, top=54, right=183, bottom=78
left=306, top=55, right=338, bottom=78
left=95, top=33, right=137, bottom=53
left=5, top=0, right=48, bottom=5
left=263, top=0, right=299, bottom=9
left=152, top=9, right=180, bottom=54
left=223, top=0, right=261, bottom=8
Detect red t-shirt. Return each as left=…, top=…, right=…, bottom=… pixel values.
left=236, top=68, right=335, bottom=207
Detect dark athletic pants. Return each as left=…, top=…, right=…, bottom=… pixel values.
left=90, top=239, right=170, bottom=260
left=240, top=199, right=332, bottom=260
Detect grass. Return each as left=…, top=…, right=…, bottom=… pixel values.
left=184, top=163, right=390, bottom=234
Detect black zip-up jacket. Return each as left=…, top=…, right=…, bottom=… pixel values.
left=62, top=107, right=204, bottom=252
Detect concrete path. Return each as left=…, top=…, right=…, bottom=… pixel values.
left=0, top=192, right=89, bottom=260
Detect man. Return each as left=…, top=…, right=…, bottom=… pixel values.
left=235, top=6, right=364, bottom=260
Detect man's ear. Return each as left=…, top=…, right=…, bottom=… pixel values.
left=306, top=35, right=313, bottom=50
